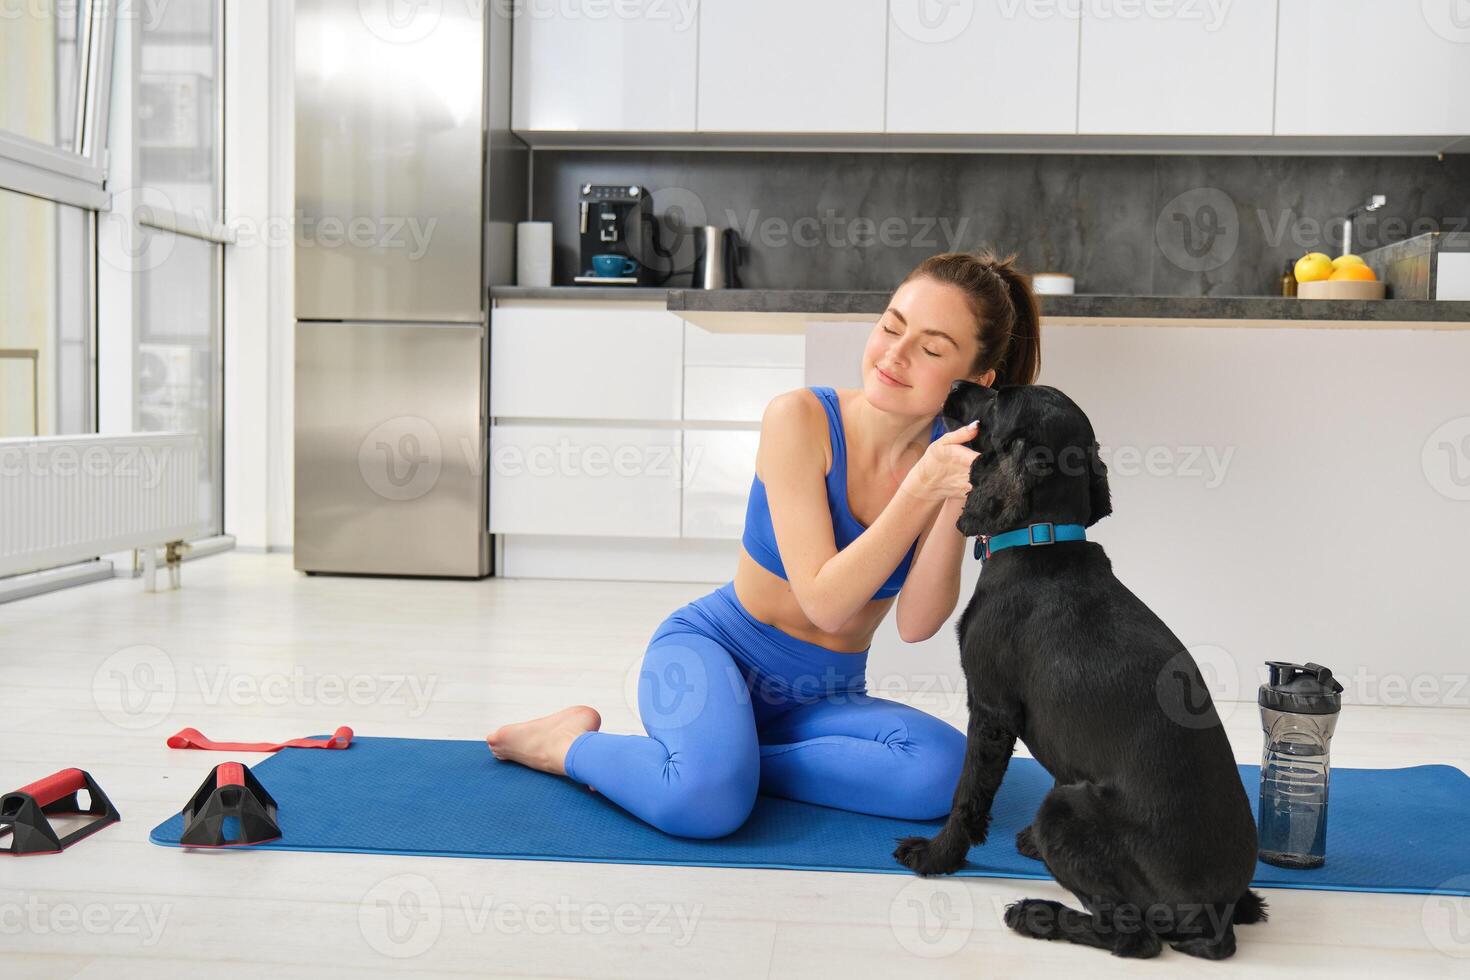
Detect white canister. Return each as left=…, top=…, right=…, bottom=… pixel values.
left=516, top=221, right=553, bottom=287
left=1030, top=272, right=1075, bottom=295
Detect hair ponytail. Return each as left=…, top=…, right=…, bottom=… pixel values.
left=987, top=255, right=1042, bottom=387
left=899, top=248, right=1042, bottom=386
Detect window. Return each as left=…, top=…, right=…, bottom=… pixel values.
left=136, top=1, right=218, bottom=222
left=2, top=0, right=228, bottom=552
left=0, top=0, right=110, bottom=439
left=136, top=230, right=223, bottom=531
left=0, top=186, right=93, bottom=437
left=0, top=1, right=85, bottom=152
left=104, top=1, right=226, bottom=537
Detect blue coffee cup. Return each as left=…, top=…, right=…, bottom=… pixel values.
left=591, top=253, right=638, bottom=277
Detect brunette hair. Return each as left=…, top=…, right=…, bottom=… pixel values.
left=900, top=249, right=1042, bottom=386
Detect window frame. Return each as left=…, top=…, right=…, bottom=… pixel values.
left=0, top=0, right=116, bottom=208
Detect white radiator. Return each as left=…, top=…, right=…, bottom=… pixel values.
left=0, top=433, right=208, bottom=577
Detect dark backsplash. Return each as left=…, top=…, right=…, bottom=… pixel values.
left=529, top=149, right=1470, bottom=296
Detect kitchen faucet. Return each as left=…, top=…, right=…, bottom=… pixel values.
left=1339, top=194, right=1386, bottom=257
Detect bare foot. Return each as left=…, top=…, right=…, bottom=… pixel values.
left=486, top=705, right=601, bottom=777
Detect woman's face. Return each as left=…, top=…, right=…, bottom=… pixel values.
left=861, top=276, right=994, bottom=416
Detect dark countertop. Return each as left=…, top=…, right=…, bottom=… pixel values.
left=491, top=285, right=1470, bottom=326
left=666, top=289, right=1470, bottom=323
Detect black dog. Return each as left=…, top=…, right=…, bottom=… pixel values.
left=893, top=381, right=1266, bottom=960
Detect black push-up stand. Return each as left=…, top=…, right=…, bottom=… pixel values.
left=1, top=768, right=122, bottom=855
left=179, top=762, right=282, bottom=847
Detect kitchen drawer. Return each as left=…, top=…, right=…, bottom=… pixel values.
left=490, top=305, right=683, bottom=420
left=683, top=323, right=805, bottom=368
left=683, top=366, right=803, bottom=423
left=682, top=429, right=759, bottom=540
left=489, top=424, right=681, bottom=538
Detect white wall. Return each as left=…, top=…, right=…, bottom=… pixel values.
left=811, top=321, right=1470, bottom=711
left=223, top=0, right=269, bottom=547
left=266, top=0, right=295, bottom=551
left=222, top=0, right=295, bottom=551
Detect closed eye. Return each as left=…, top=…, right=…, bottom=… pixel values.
left=882, top=326, right=941, bottom=358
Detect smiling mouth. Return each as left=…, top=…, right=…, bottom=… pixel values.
left=876, top=366, right=909, bottom=387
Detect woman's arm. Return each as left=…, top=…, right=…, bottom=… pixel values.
left=894, top=495, right=968, bottom=642
left=760, top=391, right=943, bottom=634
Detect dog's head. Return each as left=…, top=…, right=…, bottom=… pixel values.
left=942, top=381, right=1111, bottom=538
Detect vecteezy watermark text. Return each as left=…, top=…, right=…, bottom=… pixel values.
left=726, top=209, right=972, bottom=252
left=0, top=443, right=172, bottom=489
left=0, top=897, right=171, bottom=947
left=357, top=874, right=702, bottom=959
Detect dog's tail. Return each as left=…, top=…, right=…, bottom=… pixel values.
left=1232, top=889, right=1269, bottom=925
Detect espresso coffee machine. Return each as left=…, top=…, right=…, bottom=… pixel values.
left=575, top=183, right=656, bottom=285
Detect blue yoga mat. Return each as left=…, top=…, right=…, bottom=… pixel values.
left=150, top=735, right=1470, bottom=896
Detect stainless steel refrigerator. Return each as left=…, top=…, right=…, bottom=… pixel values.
left=293, top=0, right=524, bottom=576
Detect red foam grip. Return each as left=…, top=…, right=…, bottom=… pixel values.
left=14, top=768, right=87, bottom=808
left=215, top=763, right=245, bottom=788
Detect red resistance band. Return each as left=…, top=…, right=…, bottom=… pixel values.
left=166, top=726, right=354, bottom=752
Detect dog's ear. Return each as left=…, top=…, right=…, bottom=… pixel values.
left=942, top=379, right=997, bottom=433
left=1085, top=439, right=1112, bottom=527
left=958, top=431, right=1040, bottom=537
left=1006, top=433, right=1051, bottom=498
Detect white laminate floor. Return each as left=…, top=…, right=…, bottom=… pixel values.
left=2, top=551, right=1467, bottom=979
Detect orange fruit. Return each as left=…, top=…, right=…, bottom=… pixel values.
left=1328, top=263, right=1375, bottom=281
left=1329, top=263, right=1376, bottom=281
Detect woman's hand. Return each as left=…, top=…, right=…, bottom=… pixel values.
left=900, top=422, right=981, bottom=503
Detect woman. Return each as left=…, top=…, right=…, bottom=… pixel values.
left=487, top=250, right=1043, bottom=838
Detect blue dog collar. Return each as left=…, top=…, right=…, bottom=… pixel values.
left=974, top=522, right=1087, bottom=562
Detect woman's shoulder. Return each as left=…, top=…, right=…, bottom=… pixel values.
left=759, top=387, right=835, bottom=475
left=763, top=385, right=824, bottom=423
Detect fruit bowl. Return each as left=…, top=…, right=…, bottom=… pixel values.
left=1297, top=279, right=1387, bottom=300
left=1293, top=251, right=1385, bottom=300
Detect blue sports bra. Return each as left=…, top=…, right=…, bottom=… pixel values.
left=741, top=386, right=946, bottom=600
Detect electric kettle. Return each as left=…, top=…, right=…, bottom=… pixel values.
left=691, top=226, right=743, bottom=289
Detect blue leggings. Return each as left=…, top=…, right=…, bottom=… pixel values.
left=562, top=581, right=966, bottom=839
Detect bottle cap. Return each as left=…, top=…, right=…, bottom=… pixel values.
left=1259, top=661, right=1344, bottom=714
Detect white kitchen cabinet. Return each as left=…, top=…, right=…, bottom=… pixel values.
left=490, top=304, right=683, bottom=420
left=1078, top=0, right=1278, bottom=135
left=886, top=0, right=1080, bottom=134
left=683, top=322, right=804, bottom=422
left=490, top=300, right=807, bottom=558
left=1275, top=1, right=1470, bottom=136
left=682, top=429, right=759, bottom=539
left=697, top=0, right=887, bottom=132
left=489, top=423, right=682, bottom=538
left=684, top=366, right=804, bottom=422
left=511, top=4, right=698, bottom=132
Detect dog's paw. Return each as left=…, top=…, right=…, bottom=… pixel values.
left=892, top=835, right=965, bottom=876
left=1112, top=930, right=1164, bottom=959
left=1003, top=898, right=1066, bottom=939
left=1005, top=897, right=1163, bottom=957
left=1015, top=825, right=1041, bottom=860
